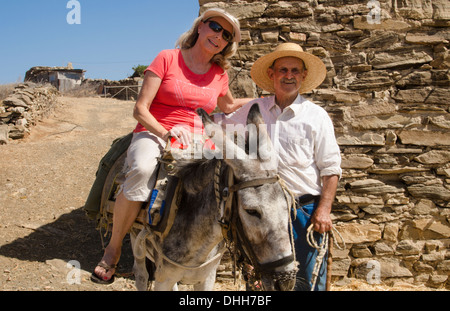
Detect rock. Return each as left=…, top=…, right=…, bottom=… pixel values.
left=395, top=71, right=433, bottom=87
left=396, top=240, right=422, bottom=255
left=405, top=34, right=448, bottom=45
left=0, top=125, right=9, bottom=144
left=398, top=130, right=450, bottom=146
left=410, top=199, right=437, bottom=215
left=383, top=223, right=399, bottom=242
left=407, top=184, right=450, bottom=201
left=393, top=88, right=433, bottom=103
left=431, top=50, right=450, bottom=69
left=335, top=223, right=382, bottom=244
left=353, top=32, right=400, bottom=49
left=341, top=155, right=374, bottom=169
left=370, top=50, right=433, bottom=69
left=351, top=115, right=421, bottom=130
left=353, top=258, right=413, bottom=279
left=368, top=166, right=429, bottom=174
left=425, top=88, right=450, bottom=105
left=351, top=245, right=372, bottom=258
left=347, top=70, right=394, bottom=90
left=337, top=133, right=385, bottom=146
left=374, top=242, right=395, bottom=255
left=314, top=89, right=361, bottom=103
left=261, top=30, right=279, bottom=43
left=437, top=260, right=450, bottom=272
left=288, top=32, right=307, bottom=42
left=201, top=2, right=268, bottom=19
left=346, top=100, right=397, bottom=119
left=426, top=221, right=450, bottom=238
left=414, top=150, right=450, bottom=164
left=429, top=115, right=450, bottom=129
left=353, top=16, right=412, bottom=31
left=263, top=2, right=312, bottom=18
left=331, top=258, right=352, bottom=277
left=3, top=96, right=29, bottom=108
left=346, top=179, right=404, bottom=195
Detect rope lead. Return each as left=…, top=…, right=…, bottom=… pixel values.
left=306, top=224, right=345, bottom=291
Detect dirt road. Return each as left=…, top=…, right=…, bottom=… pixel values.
left=0, top=96, right=141, bottom=290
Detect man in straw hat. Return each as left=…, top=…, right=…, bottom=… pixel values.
left=215, top=43, right=342, bottom=291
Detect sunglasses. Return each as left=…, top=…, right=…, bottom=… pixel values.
left=204, top=20, right=234, bottom=43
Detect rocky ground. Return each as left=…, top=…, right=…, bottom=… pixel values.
left=0, top=95, right=443, bottom=292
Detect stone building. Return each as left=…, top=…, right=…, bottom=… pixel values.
left=199, top=0, right=450, bottom=288
left=25, top=65, right=85, bottom=92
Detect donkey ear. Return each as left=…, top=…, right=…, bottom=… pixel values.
left=246, top=104, right=264, bottom=127
left=245, top=104, right=274, bottom=164
left=196, top=108, right=213, bottom=127
left=196, top=108, right=226, bottom=159
left=197, top=108, right=222, bottom=138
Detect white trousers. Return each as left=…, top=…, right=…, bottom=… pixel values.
left=121, top=131, right=165, bottom=202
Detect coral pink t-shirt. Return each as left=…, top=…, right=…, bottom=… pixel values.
left=134, top=49, right=229, bottom=134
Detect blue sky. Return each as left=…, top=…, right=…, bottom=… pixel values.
left=0, top=0, right=200, bottom=84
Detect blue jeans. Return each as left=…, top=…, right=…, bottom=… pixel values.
left=292, top=201, right=328, bottom=291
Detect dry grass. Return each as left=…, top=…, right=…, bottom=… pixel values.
left=0, top=83, right=19, bottom=101
left=1, top=81, right=103, bottom=102
left=60, top=81, right=103, bottom=98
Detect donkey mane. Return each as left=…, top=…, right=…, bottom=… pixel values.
left=170, top=156, right=219, bottom=195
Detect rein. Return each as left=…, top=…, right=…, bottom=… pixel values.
left=214, top=161, right=298, bottom=282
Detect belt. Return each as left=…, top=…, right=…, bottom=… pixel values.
left=295, top=194, right=320, bottom=207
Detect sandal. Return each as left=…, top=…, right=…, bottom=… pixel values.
left=90, top=261, right=117, bottom=285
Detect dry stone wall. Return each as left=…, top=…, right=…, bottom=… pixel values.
left=0, top=83, right=59, bottom=143
left=199, top=0, right=450, bottom=288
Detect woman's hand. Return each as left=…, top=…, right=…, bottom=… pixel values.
left=163, top=125, right=192, bottom=147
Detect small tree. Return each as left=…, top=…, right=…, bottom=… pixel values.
left=131, top=65, right=147, bottom=78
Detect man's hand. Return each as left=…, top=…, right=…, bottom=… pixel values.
left=311, top=175, right=339, bottom=234
left=311, top=207, right=333, bottom=234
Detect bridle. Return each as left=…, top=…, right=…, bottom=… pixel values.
left=213, top=160, right=298, bottom=285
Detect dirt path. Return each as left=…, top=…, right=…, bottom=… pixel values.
left=0, top=96, right=140, bottom=290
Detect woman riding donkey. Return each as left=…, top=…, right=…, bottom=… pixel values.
left=91, top=8, right=251, bottom=284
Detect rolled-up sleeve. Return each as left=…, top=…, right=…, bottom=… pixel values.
left=315, top=112, right=342, bottom=179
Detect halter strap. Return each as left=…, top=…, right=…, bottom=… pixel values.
left=214, top=161, right=298, bottom=280
left=229, top=176, right=280, bottom=193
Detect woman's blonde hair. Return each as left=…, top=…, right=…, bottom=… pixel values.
left=175, top=9, right=240, bottom=71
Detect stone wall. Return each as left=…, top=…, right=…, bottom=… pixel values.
left=0, top=83, right=59, bottom=143
left=199, top=0, right=450, bottom=288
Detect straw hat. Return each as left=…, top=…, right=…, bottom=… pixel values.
left=201, top=8, right=241, bottom=43
left=250, top=43, right=327, bottom=94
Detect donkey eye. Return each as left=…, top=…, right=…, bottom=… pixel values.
left=245, top=209, right=261, bottom=218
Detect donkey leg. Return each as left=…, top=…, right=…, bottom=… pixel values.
left=130, top=232, right=149, bottom=291
left=132, top=257, right=149, bottom=291
left=153, top=280, right=178, bottom=291
left=193, top=268, right=217, bottom=291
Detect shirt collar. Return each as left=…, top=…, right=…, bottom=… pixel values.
left=270, top=94, right=306, bottom=116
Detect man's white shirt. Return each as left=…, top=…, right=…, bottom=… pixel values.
left=214, top=95, right=342, bottom=197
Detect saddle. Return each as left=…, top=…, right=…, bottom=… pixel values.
left=97, top=138, right=183, bottom=240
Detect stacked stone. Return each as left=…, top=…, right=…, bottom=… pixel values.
left=0, top=83, right=59, bottom=143
left=199, top=0, right=449, bottom=288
